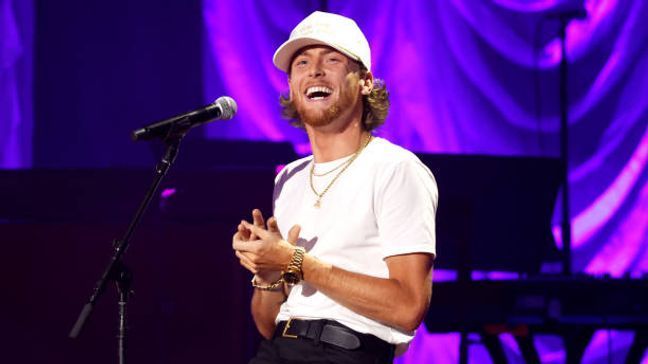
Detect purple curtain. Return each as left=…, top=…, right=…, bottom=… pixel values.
left=204, top=0, right=648, bottom=362
left=0, top=0, right=33, bottom=168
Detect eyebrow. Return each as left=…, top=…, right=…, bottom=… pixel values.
left=294, top=47, right=339, bottom=58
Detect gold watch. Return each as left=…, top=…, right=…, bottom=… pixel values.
left=282, top=247, right=305, bottom=285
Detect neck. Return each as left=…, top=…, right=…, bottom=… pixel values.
left=305, top=102, right=370, bottom=162
left=306, top=123, right=369, bottom=163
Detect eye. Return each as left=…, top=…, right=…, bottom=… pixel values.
left=293, top=58, right=308, bottom=67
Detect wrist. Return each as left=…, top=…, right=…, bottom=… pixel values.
left=254, top=270, right=282, bottom=284
left=300, top=253, right=329, bottom=284
left=251, top=275, right=284, bottom=291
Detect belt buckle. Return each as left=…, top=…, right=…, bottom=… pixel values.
left=282, top=318, right=299, bottom=339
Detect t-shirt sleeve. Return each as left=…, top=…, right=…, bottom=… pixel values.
left=375, top=158, right=438, bottom=259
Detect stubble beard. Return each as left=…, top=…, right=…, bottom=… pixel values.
left=293, top=80, right=357, bottom=128
left=296, top=101, right=342, bottom=128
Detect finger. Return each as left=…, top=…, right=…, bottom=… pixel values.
left=236, top=251, right=273, bottom=272
left=286, top=224, right=301, bottom=245
left=238, top=250, right=264, bottom=265
left=232, top=231, right=246, bottom=248
left=242, top=221, right=269, bottom=240
left=236, top=251, right=261, bottom=273
left=251, top=209, right=265, bottom=239
left=236, top=250, right=256, bottom=266
left=238, top=223, right=251, bottom=241
left=267, top=216, right=280, bottom=233
left=237, top=257, right=258, bottom=274
left=233, top=237, right=258, bottom=252
left=252, top=209, right=265, bottom=227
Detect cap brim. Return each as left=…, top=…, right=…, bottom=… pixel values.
left=273, top=37, right=360, bottom=73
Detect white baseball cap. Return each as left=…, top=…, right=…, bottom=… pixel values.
left=273, top=11, right=371, bottom=73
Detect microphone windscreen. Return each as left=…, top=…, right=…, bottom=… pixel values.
left=216, top=96, right=237, bottom=120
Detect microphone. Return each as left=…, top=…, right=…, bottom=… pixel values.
left=131, top=96, right=237, bottom=141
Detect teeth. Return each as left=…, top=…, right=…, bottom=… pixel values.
left=306, top=86, right=333, bottom=97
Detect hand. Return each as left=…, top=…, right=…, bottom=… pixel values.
left=236, top=209, right=265, bottom=242
left=233, top=210, right=301, bottom=282
left=233, top=209, right=275, bottom=280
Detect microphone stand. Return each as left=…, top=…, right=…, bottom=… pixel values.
left=69, top=128, right=185, bottom=364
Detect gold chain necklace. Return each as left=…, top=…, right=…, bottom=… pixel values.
left=309, top=135, right=373, bottom=208
left=311, top=157, right=351, bottom=177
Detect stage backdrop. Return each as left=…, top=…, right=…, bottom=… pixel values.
left=0, top=0, right=33, bottom=167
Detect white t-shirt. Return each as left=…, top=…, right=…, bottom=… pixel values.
left=273, top=137, right=438, bottom=344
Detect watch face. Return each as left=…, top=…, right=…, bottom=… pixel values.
left=283, top=271, right=300, bottom=285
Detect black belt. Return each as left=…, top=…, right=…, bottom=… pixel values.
left=275, top=319, right=394, bottom=354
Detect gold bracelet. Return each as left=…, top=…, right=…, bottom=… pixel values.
left=251, top=276, right=284, bottom=291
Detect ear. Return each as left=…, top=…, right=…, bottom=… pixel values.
left=359, top=72, right=374, bottom=95
left=288, top=76, right=296, bottom=100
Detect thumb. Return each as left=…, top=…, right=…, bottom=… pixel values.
left=286, top=224, right=301, bottom=245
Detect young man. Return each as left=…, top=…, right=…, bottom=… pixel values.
left=232, top=11, right=438, bottom=364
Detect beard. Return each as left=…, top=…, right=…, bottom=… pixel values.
left=293, top=80, right=357, bottom=128
left=296, top=102, right=342, bottom=127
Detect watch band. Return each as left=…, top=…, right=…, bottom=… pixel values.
left=283, top=246, right=306, bottom=284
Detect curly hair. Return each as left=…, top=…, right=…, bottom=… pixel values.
left=279, top=69, right=390, bottom=131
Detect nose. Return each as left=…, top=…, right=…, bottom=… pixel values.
left=308, top=60, right=325, bottom=77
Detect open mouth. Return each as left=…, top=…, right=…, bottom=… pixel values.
left=305, top=86, right=333, bottom=101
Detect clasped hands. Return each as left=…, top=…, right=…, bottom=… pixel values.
left=232, top=209, right=301, bottom=284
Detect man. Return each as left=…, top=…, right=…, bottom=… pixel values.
left=232, top=11, right=438, bottom=364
